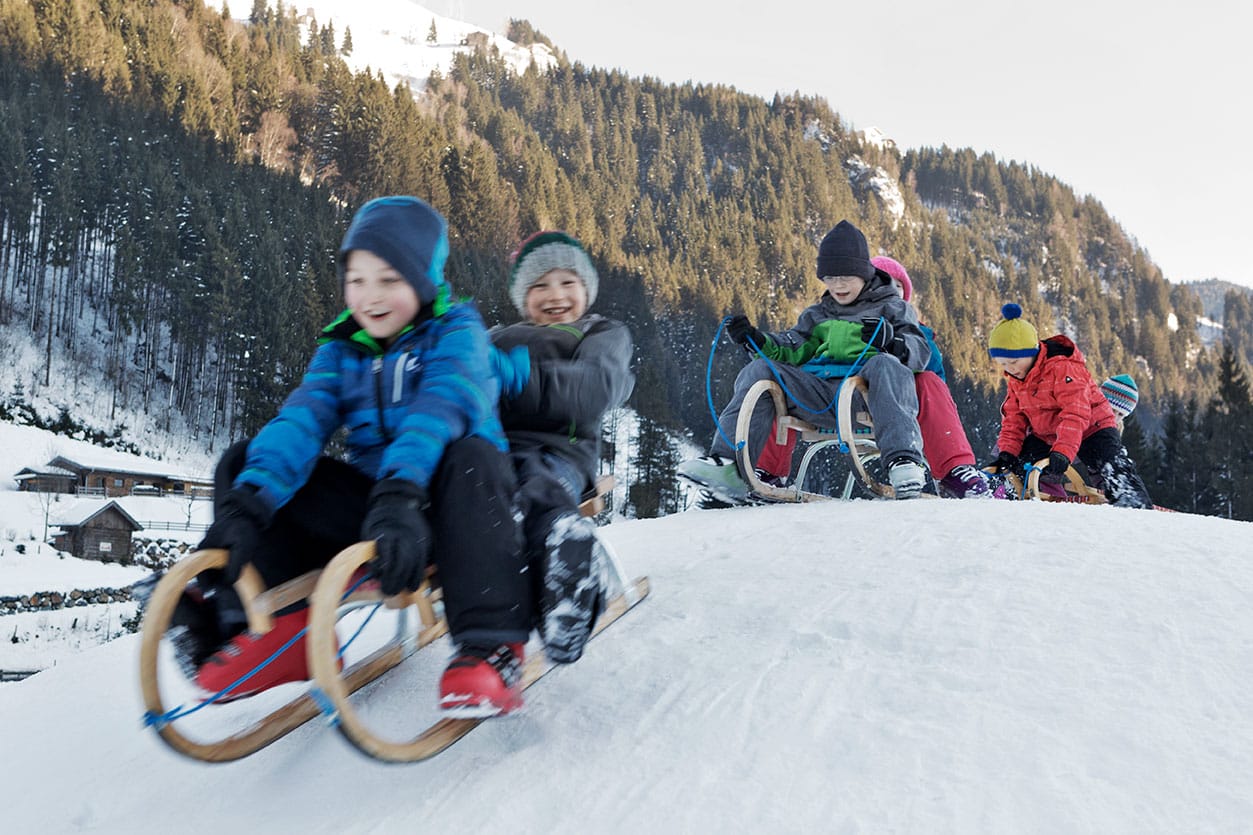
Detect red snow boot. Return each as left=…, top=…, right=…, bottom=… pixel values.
left=438, top=642, right=525, bottom=717
left=195, top=607, right=336, bottom=701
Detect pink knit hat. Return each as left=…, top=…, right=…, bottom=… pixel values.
left=872, top=255, right=912, bottom=302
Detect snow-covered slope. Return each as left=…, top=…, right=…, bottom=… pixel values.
left=2, top=499, right=1251, bottom=832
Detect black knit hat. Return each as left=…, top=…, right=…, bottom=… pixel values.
left=815, top=220, right=876, bottom=281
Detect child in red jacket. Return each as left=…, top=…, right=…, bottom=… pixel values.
left=986, top=304, right=1152, bottom=508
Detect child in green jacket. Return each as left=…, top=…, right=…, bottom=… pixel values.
left=679, top=219, right=930, bottom=501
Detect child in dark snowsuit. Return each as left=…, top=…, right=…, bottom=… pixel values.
left=180, top=196, right=531, bottom=716
left=679, top=220, right=931, bottom=501
left=986, top=304, right=1153, bottom=509
left=488, top=231, right=635, bottom=663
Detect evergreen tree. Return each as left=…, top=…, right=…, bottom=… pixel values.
left=1120, top=414, right=1161, bottom=501
left=1198, top=344, right=1253, bottom=519
left=627, top=413, right=683, bottom=518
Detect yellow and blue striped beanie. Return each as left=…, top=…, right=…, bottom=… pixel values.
left=988, top=303, right=1039, bottom=358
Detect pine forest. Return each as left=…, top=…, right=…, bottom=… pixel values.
left=0, top=0, right=1250, bottom=519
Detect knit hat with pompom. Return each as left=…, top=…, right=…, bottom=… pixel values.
left=987, top=303, right=1040, bottom=358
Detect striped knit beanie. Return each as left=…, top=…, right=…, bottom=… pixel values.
left=508, top=231, right=599, bottom=314
left=1100, top=374, right=1139, bottom=418
left=987, top=303, right=1040, bottom=358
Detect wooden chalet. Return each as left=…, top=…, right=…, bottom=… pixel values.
left=50, top=500, right=142, bottom=564
left=15, top=455, right=214, bottom=498
left=13, top=464, right=78, bottom=494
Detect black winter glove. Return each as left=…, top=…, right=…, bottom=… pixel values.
left=200, top=485, right=270, bottom=584
left=861, top=317, right=908, bottom=361
left=1041, top=451, right=1071, bottom=483
left=984, top=450, right=1020, bottom=475
left=361, top=479, right=433, bottom=596
left=726, top=314, right=766, bottom=350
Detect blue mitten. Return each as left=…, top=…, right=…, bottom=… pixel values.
left=489, top=345, right=531, bottom=399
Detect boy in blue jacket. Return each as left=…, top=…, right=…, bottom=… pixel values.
left=175, top=196, right=530, bottom=717
left=489, top=231, right=634, bottom=664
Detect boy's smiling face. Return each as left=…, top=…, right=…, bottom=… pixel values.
left=995, top=355, right=1037, bottom=380
left=821, top=274, right=866, bottom=304
left=343, top=249, right=420, bottom=345
left=524, top=269, right=588, bottom=325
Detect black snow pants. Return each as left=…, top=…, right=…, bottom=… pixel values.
left=209, top=437, right=532, bottom=646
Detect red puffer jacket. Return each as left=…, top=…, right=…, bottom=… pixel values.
left=997, top=336, right=1117, bottom=460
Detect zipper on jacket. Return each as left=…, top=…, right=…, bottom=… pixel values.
left=372, top=357, right=393, bottom=443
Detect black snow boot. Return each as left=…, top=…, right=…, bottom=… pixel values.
left=539, top=514, right=602, bottom=664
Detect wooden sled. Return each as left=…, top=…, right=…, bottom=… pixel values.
left=138, top=477, right=648, bottom=764
left=137, top=551, right=387, bottom=763
left=994, top=458, right=1108, bottom=504
left=735, top=376, right=895, bottom=501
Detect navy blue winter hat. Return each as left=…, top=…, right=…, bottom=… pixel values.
left=338, top=196, right=450, bottom=308
left=816, top=220, right=876, bottom=281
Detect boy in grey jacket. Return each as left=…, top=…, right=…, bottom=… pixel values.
left=679, top=220, right=930, bottom=501
left=489, top=231, right=635, bottom=663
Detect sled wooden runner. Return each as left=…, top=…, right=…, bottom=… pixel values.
left=735, top=376, right=921, bottom=501
left=305, top=475, right=649, bottom=763
left=306, top=544, right=650, bottom=763
left=138, top=549, right=408, bottom=763
left=835, top=375, right=894, bottom=498
left=1022, top=458, right=1108, bottom=504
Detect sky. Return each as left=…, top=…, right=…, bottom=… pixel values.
left=420, top=0, right=1253, bottom=289
left=3, top=489, right=1253, bottom=831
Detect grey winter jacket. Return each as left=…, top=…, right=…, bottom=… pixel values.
left=490, top=314, right=635, bottom=491
left=767, top=273, right=931, bottom=374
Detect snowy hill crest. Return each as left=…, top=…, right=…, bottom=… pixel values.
left=209, top=0, right=556, bottom=93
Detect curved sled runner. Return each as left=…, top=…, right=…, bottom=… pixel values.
left=137, top=549, right=421, bottom=763
left=735, top=376, right=893, bottom=501
left=306, top=539, right=649, bottom=763
left=1023, top=458, right=1107, bottom=504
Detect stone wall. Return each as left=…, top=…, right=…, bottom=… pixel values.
left=0, top=586, right=134, bottom=614
left=130, top=536, right=196, bottom=571
left=0, top=537, right=194, bottom=616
